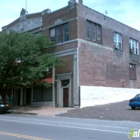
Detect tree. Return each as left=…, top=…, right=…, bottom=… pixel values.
left=0, top=31, right=59, bottom=101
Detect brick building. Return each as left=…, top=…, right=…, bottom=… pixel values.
left=2, top=0, right=140, bottom=107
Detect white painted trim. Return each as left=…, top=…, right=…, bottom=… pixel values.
left=77, top=47, right=80, bottom=105
left=56, top=73, right=72, bottom=78
left=77, top=38, right=113, bottom=51
left=57, top=73, right=72, bottom=107
left=53, top=48, right=76, bottom=57
left=53, top=38, right=113, bottom=52
left=54, top=39, right=78, bottom=47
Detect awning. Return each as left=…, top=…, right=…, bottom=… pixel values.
left=43, top=78, right=53, bottom=84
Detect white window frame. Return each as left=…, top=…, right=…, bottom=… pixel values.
left=129, top=38, right=139, bottom=55
left=114, top=32, right=122, bottom=50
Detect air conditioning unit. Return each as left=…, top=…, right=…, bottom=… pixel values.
left=118, top=42, right=122, bottom=50
left=129, top=48, right=134, bottom=54
left=114, top=44, right=119, bottom=50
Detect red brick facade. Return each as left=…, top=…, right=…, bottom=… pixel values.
left=77, top=4, right=140, bottom=88
left=2, top=0, right=140, bottom=107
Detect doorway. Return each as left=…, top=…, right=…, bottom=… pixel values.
left=63, top=88, right=69, bottom=107
left=26, top=88, right=31, bottom=105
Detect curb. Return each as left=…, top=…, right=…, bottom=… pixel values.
left=54, top=111, right=68, bottom=116
left=8, top=110, right=37, bottom=115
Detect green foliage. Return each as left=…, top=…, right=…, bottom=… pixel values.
left=0, top=31, right=59, bottom=97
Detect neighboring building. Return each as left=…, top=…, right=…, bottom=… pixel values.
left=2, top=0, right=140, bottom=107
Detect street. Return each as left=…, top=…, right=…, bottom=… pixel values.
left=0, top=114, right=140, bottom=140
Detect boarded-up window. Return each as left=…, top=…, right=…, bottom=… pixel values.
left=129, top=64, right=136, bottom=80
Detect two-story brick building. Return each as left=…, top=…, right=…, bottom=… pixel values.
left=2, top=0, right=140, bottom=107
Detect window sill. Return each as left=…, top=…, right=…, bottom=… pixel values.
left=54, top=40, right=76, bottom=46
left=129, top=53, right=139, bottom=56
left=114, top=48, right=122, bottom=51
left=86, top=39, right=102, bottom=44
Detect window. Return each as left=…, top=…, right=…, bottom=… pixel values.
left=129, top=38, right=139, bottom=55
left=92, top=23, right=96, bottom=41
left=134, top=94, right=140, bottom=98
left=114, top=32, right=122, bottom=50
left=129, top=64, right=136, bottom=80
left=50, top=28, right=55, bottom=41
left=87, top=21, right=90, bottom=39
left=61, top=79, right=70, bottom=86
left=57, top=26, right=62, bottom=43
left=64, top=23, right=69, bottom=41
left=97, top=25, right=101, bottom=41
left=49, top=23, right=69, bottom=43
left=33, top=86, right=52, bottom=101
left=86, top=21, right=101, bottom=43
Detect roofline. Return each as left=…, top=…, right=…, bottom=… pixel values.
left=2, top=5, right=70, bottom=30
left=83, top=5, right=140, bottom=32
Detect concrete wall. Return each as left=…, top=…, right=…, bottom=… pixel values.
left=80, top=86, right=140, bottom=108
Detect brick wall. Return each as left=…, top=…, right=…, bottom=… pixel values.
left=79, top=41, right=131, bottom=87
left=77, top=4, right=140, bottom=88
left=3, top=2, right=140, bottom=89
left=56, top=55, right=73, bottom=74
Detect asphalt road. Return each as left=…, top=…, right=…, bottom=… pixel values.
left=0, top=114, right=140, bottom=140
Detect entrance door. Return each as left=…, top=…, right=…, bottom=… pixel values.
left=63, top=88, right=69, bottom=107
left=26, top=88, right=31, bottom=105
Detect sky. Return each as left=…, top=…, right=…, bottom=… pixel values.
left=0, top=0, right=140, bottom=31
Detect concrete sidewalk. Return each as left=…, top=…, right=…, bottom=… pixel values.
left=8, top=106, right=74, bottom=117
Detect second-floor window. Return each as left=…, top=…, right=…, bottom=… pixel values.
left=50, top=28, right=55, bottom=41
left=50, top=23, right=69, bottom=44
left=64, top=23, right=69, bottom=41
left=114, top=32, right=122, bottom=50
left=57, top=26, right=62, bottom=43
left=86, top=21, right=101, bottom=43
left=129, top=38, right=139, bottom=55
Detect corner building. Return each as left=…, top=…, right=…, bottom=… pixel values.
left=2, top=0, right=140, bottom=107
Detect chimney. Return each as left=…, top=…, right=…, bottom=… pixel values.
left=68, top=0, right=83, bottom=5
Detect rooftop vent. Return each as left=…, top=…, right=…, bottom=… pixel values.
left=42, top=9, right=51, bottom=15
